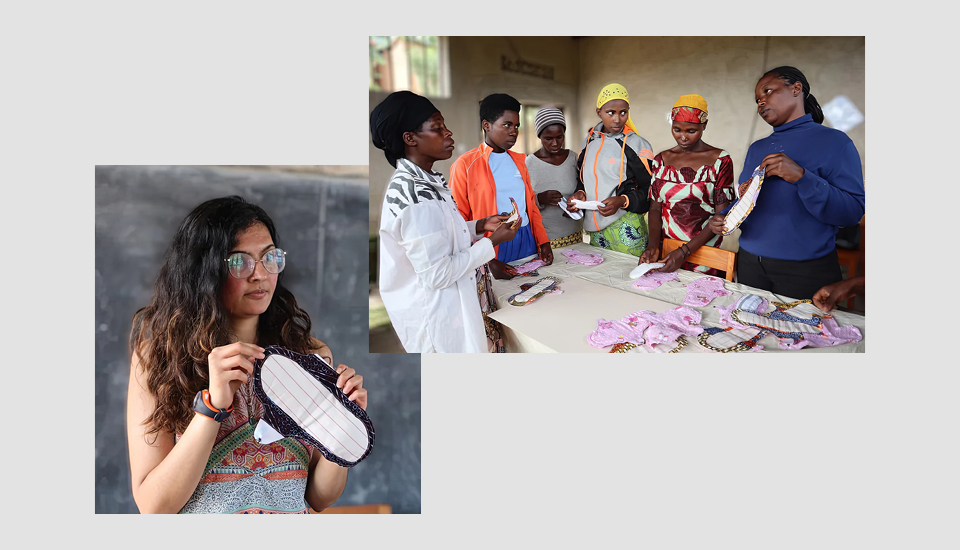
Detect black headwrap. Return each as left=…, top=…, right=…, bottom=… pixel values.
left=479, top=93, right=521, bottom=125
left=370, top=91, right=439, bottom=168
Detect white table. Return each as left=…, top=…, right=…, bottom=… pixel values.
left=487, top=243, right=865, bottom=353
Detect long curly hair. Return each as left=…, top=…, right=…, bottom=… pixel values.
left=130, top=196, right=322, bottom=438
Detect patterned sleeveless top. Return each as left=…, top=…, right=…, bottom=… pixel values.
left=176, top=378, right=316, bottom=514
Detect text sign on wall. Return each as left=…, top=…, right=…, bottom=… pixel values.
left=501, top=56, right=555, bottom=81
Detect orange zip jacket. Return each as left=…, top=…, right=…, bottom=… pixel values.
left=450, top=143, right=549, bottom=257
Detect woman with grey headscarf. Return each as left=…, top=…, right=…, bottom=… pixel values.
left=524, top=106, right=583, bottom=248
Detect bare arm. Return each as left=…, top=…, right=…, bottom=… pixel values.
left=126, top=341, right=260, bottom=513
left=126, top=350, right=220, bottom=514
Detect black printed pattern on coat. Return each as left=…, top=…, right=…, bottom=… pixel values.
left=385, top=161, right=447, bottom=218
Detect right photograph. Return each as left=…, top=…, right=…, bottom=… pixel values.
left=368, top=36, right=865, bottom=354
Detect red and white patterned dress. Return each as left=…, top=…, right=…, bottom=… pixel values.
left=649, top=150, right=734, bottom=273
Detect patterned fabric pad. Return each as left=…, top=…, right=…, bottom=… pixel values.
left=253, top=346, right=375, bottom=468
left=723, top=165, right=764, bottom=235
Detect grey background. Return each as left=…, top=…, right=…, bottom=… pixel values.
left=95, top=165, right=420, bottom=514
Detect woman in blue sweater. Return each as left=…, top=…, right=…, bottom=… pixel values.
left=709, top=66, right=865, bottom=301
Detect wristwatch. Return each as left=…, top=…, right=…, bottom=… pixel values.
left=193, top=389, right=233, bottom=422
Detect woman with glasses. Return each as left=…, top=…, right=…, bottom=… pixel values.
left=126, top=196, right=367, bottom=513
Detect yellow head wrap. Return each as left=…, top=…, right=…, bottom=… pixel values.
left=672, top=94, right=708, bottom=112
left=596, top=83, right=639, bottom=136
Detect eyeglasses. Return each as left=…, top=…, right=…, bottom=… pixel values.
left=224, top=248, right=286, bottom=279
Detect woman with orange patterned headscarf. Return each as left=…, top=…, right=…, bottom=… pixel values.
left=641, top=94, right=734, bottom=277
left=567, top=83, right=655, bottom=257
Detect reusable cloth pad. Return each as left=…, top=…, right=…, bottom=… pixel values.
left=587, top=306, right=703, bottom=351
left=562, top=249, right=604, bottom=266
left=682, top=276, right=732, bottom=307
left=253, top=346, right=375, bottom=468
left=630, top=262, right=664, bottom=279
left=514, top=258, right=547, bottom=274
left=557, top=197, right=584, bottom=220
left=711, top=294, right=862, bottom=350
left=723, top=164, right=764, bottom=235
left=632, top=270, right=680, bottom=290
left=508, top=276, right=562, bottom=306
left=569, top=199, right=605, bottom=210
left=504, top=196, right=521, bottom=227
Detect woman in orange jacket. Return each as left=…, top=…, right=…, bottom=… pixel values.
left=450, top=93, right=552, bottom=281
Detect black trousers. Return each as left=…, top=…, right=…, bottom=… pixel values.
left=737, top=248, right=842, bottom=302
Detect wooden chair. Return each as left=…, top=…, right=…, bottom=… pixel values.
left=313, top=503, right=392, bottom=514
left=835, top=216, right=864, bottom=310
left=661, top=238, right=736, bottom=282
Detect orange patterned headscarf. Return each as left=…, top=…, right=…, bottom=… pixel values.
left=671, top=94, right=708, bottom=124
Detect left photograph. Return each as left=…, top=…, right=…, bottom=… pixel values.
left=95, top=165, right=421, bottom=514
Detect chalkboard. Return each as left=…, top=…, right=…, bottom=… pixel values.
left=95, top=165, right=420, bottom=514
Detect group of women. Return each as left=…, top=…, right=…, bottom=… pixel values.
left=372, top=65, right=865, bottom=354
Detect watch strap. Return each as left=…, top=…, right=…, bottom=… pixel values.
left=193, top=389, right=233, bottom=422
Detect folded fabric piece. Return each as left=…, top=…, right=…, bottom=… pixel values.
left=588, top=306, right=703, bottom=351
left=504, top=196, right=521, bottom=227
left=253, top=346, right=375, bottom=468
left=514, top=258, right=547, bottom=274
left=629, top=262, right=665, bottom=279
left=561, top=248, right=604, bottom=266
left=723, top=164, right=764, bottom=235
left=682, top=276, right=733, bottom=307
left=632, top=270, right=680, bottom=291
left=557, top=197, right=584, bottom=220
left=569, top=199, right=605, bottom=210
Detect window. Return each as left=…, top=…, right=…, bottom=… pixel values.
left=369, top=36, right=450, bottom=98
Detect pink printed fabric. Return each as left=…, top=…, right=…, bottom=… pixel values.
left=587, top=317, right=648, bottom=347
left=632, top=270, right=680, bottom=290
left=514, top=259, right=547, bottom=274
left=561, top=249, right=604, bottom=266
left=714, top=294, right=863, bottom=349
left=683, top=276, right=732, bottom=307
left=778, top=317, right=863, bottom=349
left=588, top=306, right=703, bottom=350
left=633, top=307, right=704, bottom=349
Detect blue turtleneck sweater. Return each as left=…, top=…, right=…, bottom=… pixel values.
left=731, top=113, right=865, bottom=261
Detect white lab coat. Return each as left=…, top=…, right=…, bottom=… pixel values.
left=378, top=159, right=495, bottom=353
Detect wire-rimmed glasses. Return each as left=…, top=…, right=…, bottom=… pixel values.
left=224, top=248, right=286, bottom=279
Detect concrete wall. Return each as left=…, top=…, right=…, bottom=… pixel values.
left=369, top=36, right=865, bottom=244
left=576, top=36, right=865, bottom=188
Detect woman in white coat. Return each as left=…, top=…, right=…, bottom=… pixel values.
left=371, top=91, right=518, bottom=352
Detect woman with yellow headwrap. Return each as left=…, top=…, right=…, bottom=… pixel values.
left=568, top=83, right=655, bottom=257
left=641, top=94, right=735, bottom=276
